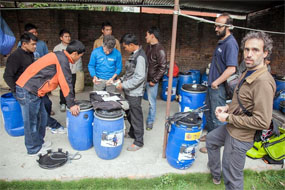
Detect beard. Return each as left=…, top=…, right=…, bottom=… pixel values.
left=244, top=57, right=264, bottom=70
left=216, top=28, right=226, bottom=39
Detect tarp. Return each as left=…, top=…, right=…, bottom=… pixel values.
left=0, top=15, right=16, bottom=55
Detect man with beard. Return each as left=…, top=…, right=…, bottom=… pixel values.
left=206, top=31, right=275, bottom=189
left=200, top=13, right=238, bottom=154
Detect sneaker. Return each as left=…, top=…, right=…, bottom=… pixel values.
left=51, top=126, right=66, bottom=134
left=46, top=126, right=52, bottom=130
left=60, top=104, right=66, bottom=112
left=212, top=178, right=221, bottom=185
left=42, top=141, right=52, bottom=149
left=199, top=147, right=208, bottom=153
left=127, top=144, right=142, bottom=151
left=27, top=141, right=52, bottom=156
left=200, top=135, right=207, bottom=142
left=146, top=123, right=153, bottom=131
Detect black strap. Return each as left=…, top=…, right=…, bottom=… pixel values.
left=236, top=76, right=253, bottom=116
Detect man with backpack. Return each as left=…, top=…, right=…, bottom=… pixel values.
left=207, top=31, right=276, bottom=189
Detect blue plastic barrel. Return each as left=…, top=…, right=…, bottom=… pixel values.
left=93, top=110, right=124, bottom=160
left=166, top=117, right=202, bottom=169
left=275, top=76, right=285, bottom=92
left=189, top=69, right=201, bottom=84
left=273, top=90, right=285, bottom=110
left=177, top=72, right=193, bottom=95
left=67, top=100, right=94, bottom=151
left=161, top=75, right=178, bottom=101
left=179, top=84, right=207, bottom=129
left=0, top=93, right=24, bottom=136
left=201, top=73, right=208, bottom=87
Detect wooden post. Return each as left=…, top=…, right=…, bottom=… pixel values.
left=162, top=0, right=179, bottom=158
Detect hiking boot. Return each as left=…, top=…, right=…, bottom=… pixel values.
left=199, top=147, right=208, bottom=153
left=212, top=178, right=221, bottom=185
left=127, top=144, right=142, bottom=151
left=200, top=135, right=207, bottom=142
left=146, top=123, right=153, bottom=131
left=60, top=104, right=66, bottom=112
left=51, top=126, right=66, bottom=134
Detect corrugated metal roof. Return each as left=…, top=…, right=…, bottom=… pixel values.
left=9, top=0, right=285, bottom=14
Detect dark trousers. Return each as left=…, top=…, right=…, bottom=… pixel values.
left=125, top=95, right=144, bottom=147
left=206, top=125, right=253, bottom=190
left=60, top=73, right=76, bottom=105
left=42, top=95, right=61, bottom=129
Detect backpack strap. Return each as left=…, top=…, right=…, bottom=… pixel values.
left=235, top=76, right=253, bottom=116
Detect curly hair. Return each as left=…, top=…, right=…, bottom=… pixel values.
left=241, top=31, right=273, bottom=59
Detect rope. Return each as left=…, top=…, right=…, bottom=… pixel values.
left=177, top=10, right=285, bottom=35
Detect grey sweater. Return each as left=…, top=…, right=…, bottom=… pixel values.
left=122, top=47, right=147, bottom=96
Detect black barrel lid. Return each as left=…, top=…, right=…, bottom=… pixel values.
left=176, top=115, right=202, bottom=127
left=275, top=75, right=285, bottom=81
left=75, top=100, right=93, bottom=110
left=179, top=71, right=191, bottom=75
left=182, top=84, right=207, bottom=92
left=95, top=109, right=124, bottom=119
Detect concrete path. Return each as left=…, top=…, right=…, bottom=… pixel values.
left=0, top=87, right=281, bottom=181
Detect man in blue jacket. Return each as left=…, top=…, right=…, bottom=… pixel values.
left=88, top=35, right=122, bottom=92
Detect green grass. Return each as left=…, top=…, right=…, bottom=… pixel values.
left=0, top=170, right=284, bottom=190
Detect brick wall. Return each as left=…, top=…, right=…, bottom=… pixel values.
left=1, top=6, right=284, bottom=86
left=247, top=6, right=285, bottom=76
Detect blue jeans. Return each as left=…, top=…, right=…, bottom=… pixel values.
left=42, top=95, right=61, bottom=129
left=16, top=86, right=48, bottom=154
left=205, top=85, right=226, bottom=132
left=146, top=82, right=159, bottom=125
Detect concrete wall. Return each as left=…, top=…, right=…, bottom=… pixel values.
left=1, top=6, right=284, bottom=86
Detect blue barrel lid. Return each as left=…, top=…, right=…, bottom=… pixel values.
left=182, top=84, right=207, bottom=92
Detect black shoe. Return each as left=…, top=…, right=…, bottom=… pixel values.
left=146, top=123, right=153, bottom=131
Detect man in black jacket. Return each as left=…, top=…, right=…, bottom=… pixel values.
left=4, top=33, right=36, bottom=93
left=4, top=32, right=64, bottom=137
left=145, top=27, right=167, bottom=130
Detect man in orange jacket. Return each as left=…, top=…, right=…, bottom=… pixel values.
left=15, top=40, right=85, bottom=156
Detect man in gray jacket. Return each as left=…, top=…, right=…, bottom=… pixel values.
left=117, top=33, right=147, bottom=151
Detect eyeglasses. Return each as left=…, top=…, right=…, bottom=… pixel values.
left=214, top=25, right=226, bottom=29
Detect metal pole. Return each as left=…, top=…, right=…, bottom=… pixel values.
left=162, top=0, right=179, bottom=158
